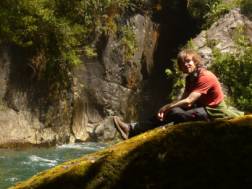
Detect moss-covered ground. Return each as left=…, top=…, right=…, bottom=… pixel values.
left=10, top=115, right=252, bottom=189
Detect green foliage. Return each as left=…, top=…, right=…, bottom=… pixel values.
left=0, top=0, right=147, bottom=84
left=187, top=0, right=221, bottom=25
left=211, top=26, right=252, bottom=112
left=240, top=0, right=252, bottom=19
left=203, top=0, right=241, bottom=27
left=165, top=59, right=185, bottom=101
left=184, top=39, right=197, bottom=50
left=84, top=46, right=98, bottom=59
left=187, top=0, right=242, bottom=29
left=119, top=25, right=138, bottom=62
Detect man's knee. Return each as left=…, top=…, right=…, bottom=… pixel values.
left=169, top=107, right=185, bottom=116
left=166, top=107, right=193, bottom=123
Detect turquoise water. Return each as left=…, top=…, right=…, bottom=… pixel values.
left=0, top=143, right=107, bottom=189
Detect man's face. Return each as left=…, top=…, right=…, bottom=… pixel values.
left=180, top=55, right=196, bottom=74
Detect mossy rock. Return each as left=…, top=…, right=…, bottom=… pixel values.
left=10, top=115, right=252, bottom=189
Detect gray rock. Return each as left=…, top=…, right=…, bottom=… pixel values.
left=193, top=8, right=252, bottom=66
left=0, top=14, right=158, bottom=146
left=71, top=14, right=157, bottom=142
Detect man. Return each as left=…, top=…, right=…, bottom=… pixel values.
left=114, top=49, right=243, bottom=139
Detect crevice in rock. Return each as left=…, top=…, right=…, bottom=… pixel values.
left=138, top=0, right=200, bottom=121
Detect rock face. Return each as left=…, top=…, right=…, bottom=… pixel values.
left=193, top=8, right=252, bottom=66
left=0, top=47, right=73, bottom=147
left=71, top=14, right=159, bottom=142
left=0, top=14, right=158, bottom=147
left=10, top=115, right=252, bottom=189
left=0, top=6, right=251, bottom=147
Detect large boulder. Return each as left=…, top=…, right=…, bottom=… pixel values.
left=10, top=115, right=252, bottom=189
left=192, top=8, right=252, bottom=66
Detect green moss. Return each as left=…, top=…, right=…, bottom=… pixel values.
left=119, top=25, right=138, bottom=62
left=10, top=115, right=252, bottom=189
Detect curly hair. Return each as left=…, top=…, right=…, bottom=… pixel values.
left=177, top=49, right=203, bottom=70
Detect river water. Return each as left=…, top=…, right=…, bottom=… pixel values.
left=0, top=142, right=107, bottom=189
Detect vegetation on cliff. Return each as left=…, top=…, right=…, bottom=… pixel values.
left=10, top=115, right=252, bottom=189
left=211, top=26, right=252, bottom=112
left=0, top=0, right=148, bottom=83
left=187, top=0, right=251, bottom=28
left=4, top=0, right=248, bottom=78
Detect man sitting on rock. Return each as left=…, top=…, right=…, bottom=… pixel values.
left=114, top=49, right=244, bottom=140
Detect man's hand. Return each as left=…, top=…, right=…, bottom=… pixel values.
left=157, top=104, right=169, bottom=121
left=157, top=111, right=165, bottom=121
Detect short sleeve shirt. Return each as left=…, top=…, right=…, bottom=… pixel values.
left=184, top=68, right=224, bottom=107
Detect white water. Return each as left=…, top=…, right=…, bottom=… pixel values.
left=0, top=142, right=107, bottom=189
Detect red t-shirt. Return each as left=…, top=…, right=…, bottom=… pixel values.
left=184, top=68, right=224, bottom=107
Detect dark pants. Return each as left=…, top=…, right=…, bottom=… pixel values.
left=129, top=107, right=209, bottom=137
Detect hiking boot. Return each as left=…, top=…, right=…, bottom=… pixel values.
left=113, top=116, right=130, bottom=140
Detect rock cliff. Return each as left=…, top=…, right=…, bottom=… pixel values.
left=0, top=14, right=158, bottom=147
left=193, top=8, right=252, bottom=66
left=0, top=3, right=251, bottom=147
left=0, top=1, right=194, bottom=146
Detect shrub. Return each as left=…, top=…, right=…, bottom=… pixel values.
left=165, top=61, right=185, bottom=101
left=187, top=0, right=242, bottom=28
left=203, top=0, right=241, bottom=27
left=211, top=26, right=252, bottom=112
left=187, top=0, right=221, bottom=25
left=240, top=0, right=252, bottom=19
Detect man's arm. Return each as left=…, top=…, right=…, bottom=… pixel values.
left=157, top=92, right=202, bottom=121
